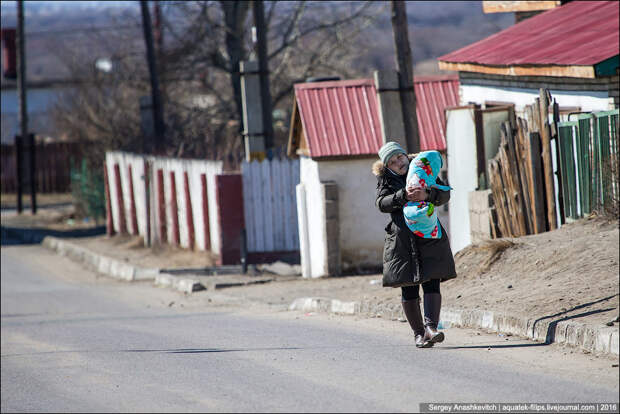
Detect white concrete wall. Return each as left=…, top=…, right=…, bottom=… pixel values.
left=446, top=107, right=478, bottom=253
left=105, top=152, right=222, bottom=253
left=460, top=84, right=613, bottom=114
left=298, top=156, right=385, bottom=277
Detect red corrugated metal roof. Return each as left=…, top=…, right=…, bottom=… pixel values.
left=439, top=1, right=619, bottom=66
left=414, top=74, right=460, bottom=151
left=295, top=79, right=382, bottom=158
left=294, top=75, right=459, bottom=157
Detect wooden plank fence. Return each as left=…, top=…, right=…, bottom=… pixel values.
left=241, top=158, right=300, bottom=253
left=488, top=90, right=619, bottom=237
left=1, top=141, right=81, bottom=193
left=488, top=89, right=556, bottom=237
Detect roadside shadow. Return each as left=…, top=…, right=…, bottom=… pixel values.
left=123, top=347, right=303, bottom=354
left=439, top=298, right=618, bottom=351
left=0, top=225, right=106, bottom=246
left=542, top=307, right=616, bottom=344
left=530, top=294, right=618, bottom=344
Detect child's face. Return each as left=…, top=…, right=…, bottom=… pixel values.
left=387, top=153, right=409, bottom=175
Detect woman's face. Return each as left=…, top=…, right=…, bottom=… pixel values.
left=387, top=153, right=409, bottom=175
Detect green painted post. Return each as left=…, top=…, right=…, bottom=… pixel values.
left=558, top=121, right=579, bottom=220
left=577, top=116, right=592, bottom=216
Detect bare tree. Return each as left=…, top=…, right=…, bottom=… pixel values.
left=51, top=1, right=383, bottom=170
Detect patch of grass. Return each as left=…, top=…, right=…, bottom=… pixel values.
left=456, top=238, right=517, bottom=275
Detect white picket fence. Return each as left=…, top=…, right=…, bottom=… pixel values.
left=241, top=158, right=300, bottom=252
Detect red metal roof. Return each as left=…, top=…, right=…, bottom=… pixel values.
left=439, top=1, right=619, bottom=67
left=294, top=75, right=459, bottom=157
left=414, top=74, right=460, bottom=151
left=294, top=79, right=382, bottom=158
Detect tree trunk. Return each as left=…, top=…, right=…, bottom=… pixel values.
left=222, top=1, right=250, bottom=135
left=253, top=0, right=274, bottom=153
left=390, top=0, right=420, bottom=153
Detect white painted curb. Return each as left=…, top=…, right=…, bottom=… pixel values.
left=42, top=236, right=158, bottom=282
left=154, top=274, right=205, bottom=294
left=43, top=236, right=205, bottom=294
left=289, top=296, right=619, bottom=357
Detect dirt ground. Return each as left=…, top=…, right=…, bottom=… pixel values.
left=76, top=234, right=217, bottom=269
left=1, top=193, right=73, bottom=209
left=447, top=215, right=619, bottom=325
left=0, top=200, right=98, bottom=231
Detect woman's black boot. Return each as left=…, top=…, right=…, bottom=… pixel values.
left=423, top=293, right=445, bottom=343
left=402, top=298, right=433, bottom=348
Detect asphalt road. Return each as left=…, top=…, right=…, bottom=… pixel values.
left=2, top=245, right=618, bottom=413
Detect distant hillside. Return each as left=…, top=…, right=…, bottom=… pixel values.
left=356, top=1, right=513, bottom=76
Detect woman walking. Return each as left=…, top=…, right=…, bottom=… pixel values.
left=372, top=141, right=457, bottom=348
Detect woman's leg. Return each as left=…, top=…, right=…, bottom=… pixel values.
left=401, top=285, right=432, bottom=348
left=401, top=285, right=420, bottom=301
left=422, top=279, right=444, bottom=343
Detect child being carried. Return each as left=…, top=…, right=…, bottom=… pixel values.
left=403, top=150, right=451, bottom=239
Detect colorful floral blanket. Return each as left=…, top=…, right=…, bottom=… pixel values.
left=403, top=150, right=451, bottom=239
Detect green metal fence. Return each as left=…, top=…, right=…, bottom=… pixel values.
left=558, top=109, right=619, bottom=219
left=557, top=109, right=619, bottom=220
left=70, top=158, right=106, bottom=222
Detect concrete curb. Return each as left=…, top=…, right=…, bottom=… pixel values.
left=41, top=236, right=204, bottom=294
left=289, top=297, right=619, bottom=357
left=154, top=273, right=205, bottom=294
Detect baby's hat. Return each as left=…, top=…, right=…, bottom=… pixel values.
left=407, top=150, right=444, bottom=187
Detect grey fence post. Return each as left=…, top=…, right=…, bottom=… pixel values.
left=240, top=60, right=266, bottom=161
left=322, top=181, right=341, bottom=276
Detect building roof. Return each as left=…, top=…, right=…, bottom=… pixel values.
left=291, top=79, right=382, bottom=158
left=287, top=75, right=459, bottom=158
left=438, top=1, right=620, bottom=78
left=414, top=74, right=460, bottom=151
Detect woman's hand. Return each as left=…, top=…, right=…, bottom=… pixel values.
left=406, top=186, right=428, bottom=202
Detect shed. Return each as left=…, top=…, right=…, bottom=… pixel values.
left=287, top=76, right=459, bottom=278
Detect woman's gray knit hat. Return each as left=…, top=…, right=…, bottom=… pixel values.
left=378, top=141, right=407, bottom=165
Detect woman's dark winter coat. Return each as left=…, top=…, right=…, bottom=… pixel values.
left=373, top=156, right=457, bottom=288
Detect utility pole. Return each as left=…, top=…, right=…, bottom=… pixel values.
left=16, top=0, right=35, bottom=213
left=140, top=0, right=165, bottom=154
left=390, top=0, right=420, bottom=153
left=253, top=0, right=274, bottom=156
left=153, top=1, right=163, bottom=54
